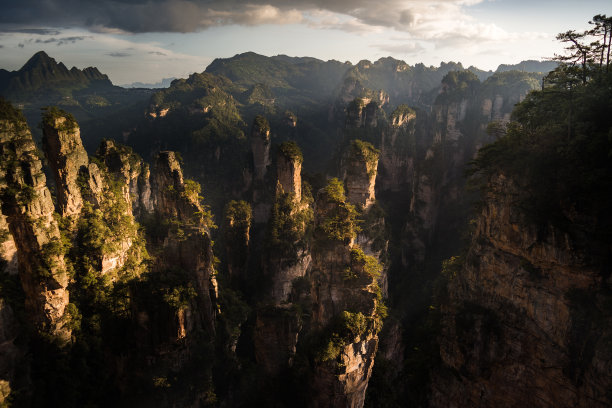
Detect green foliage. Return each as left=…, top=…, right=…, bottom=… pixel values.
left=84, top=95, right=110, bottom=107
left=316, top=311, right=368, bottom=363
left=317, top=178, right=359, bottom=243
left=360, top=203, right=388, bottom=253
left=278, top=141, right=304, bottom=164
left=469, top=64, right=612, bottom=232
left=0, top=97, right=27, bottom=128
left=182, top=178, right=202, bottom=200
left=42, top=106, right=78, bottom=132
left=253, top=115, right=270, bottom=135
left=323, top=177, right=346, bottom=203
left=350, top=139, right=380, bottom=174
left=318, top=204, right=359, bottom=243
left=224, top=200, right=252, bottom=230
left=438, top=70, right=480, bottom=102
left=389, top=104, right=416, bottom=124
left=350, top=247, right=382, bottom=279
left=217, top=286, right=250, bottom=343
left=268, top=191, right=313, bottom=261
left=245, top=83, right=274, bottom=105
left=63, top=303, right=82, bottom=332
left=163, top=283, right=198, bottom=311
left=16, top=185, right=37, bottom=206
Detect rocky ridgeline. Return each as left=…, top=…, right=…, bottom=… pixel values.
left=431, top=175, right=612, bottom=408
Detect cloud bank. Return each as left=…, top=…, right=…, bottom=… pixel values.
left=0, top=0, right=498, bottom=40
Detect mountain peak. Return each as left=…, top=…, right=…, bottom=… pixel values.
left=20, top=50, right=57, bottom=72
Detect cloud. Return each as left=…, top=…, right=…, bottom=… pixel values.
left=375, top=41, right=426, bottom=55
left=35, top=36, right=89, bottom=46
left=107, top=51, right=132, bottom=57
left=0, top=0, right=492, bottom=35
left=1, top=28, right=61, bottom=35
left=149, top=51, right=167, bottom=56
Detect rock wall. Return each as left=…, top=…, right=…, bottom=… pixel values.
left=150, top=151, right=218, bottom=336
left=431, top=175, right=612, bottom=408
left=343, top=141, right=378, bottom=210
left=42, top=115, right=89, bottom=218
left=0, top=118, right=70, bottom=341
left=308, top=183, right=383, bottom=408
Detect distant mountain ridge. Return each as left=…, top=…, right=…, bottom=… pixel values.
left=121, top=77, right=177, bottom=89
left=0, top=51, right=114, bottom=100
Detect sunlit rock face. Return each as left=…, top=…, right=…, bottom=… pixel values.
left=343, top=141, right=379, bottom=210
left=0, top=118, right=70, bottom=342
left=42, top=115, right=89, bottom=218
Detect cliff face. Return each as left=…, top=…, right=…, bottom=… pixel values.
left=251, top=116, right=271, bottom=183
left=0, top=213, right=18, bottom=275
left=307, top=176, right=384, bottom=408
left=0, top=118, right=70, bottom=341
left=150, top=151, right=218, bottom=336
left=42, top=112, right=146, bottom=277
left=42, top=114, right=89, bottom=218
left=97, top=139, right=153, bottom=216
left=343, top=141, right=379, bottom=210
left=432, top=175, right=612, bottom=408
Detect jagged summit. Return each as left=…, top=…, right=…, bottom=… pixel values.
left=19, top=50, right=57, bottom=72
left=0, top=50, right=114, bottom=99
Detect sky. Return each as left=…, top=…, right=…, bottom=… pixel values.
left=0, top=0, right=610, bottom=85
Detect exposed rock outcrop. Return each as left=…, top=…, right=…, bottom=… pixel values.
left=251, top=115, right=271, bottom=182
left=42, top=112, right=89, bottom=218
left=431, top=175, right=612, bottom=408
left=150, top=151, right=218, bottom=336
left=277, top=141, right=303, bottom=203
left=378, top=106, right=416, bottom=192
left=308, top=180, right=384, bottom=408
left=0, top=116, right=70, bottom=341
left=96, top=139, right=153, bottom=216
left=0, top=214, right=18, bottom=275
left=254, top=305, right=302, bottom=375
left=224, top=200, right=252, bottom=285
left=343, top=140, right=379, bottom=210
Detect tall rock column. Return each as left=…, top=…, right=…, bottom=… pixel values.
left=0, top=109, right=70, bottom=341
left=151, top=151, right=217, bottom=337
left=96, top=139, right=153, bottom=216
left=251, top=115, right=271, bottom=182
left=252, top=142, right=312, bottom=375
left=343, top=140, right=379, bottom=210
left=223, top=200, right=252, bottom=286
left=251, top=115, right=272, bottom=223
left=42, top=110, right=89, bottom=218
left=277, top=141, right=302, bottom=203
left=308, top=178, right=384, bottom=408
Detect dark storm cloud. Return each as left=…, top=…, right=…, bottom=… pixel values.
left=0, top=0, right=482, bottom=34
